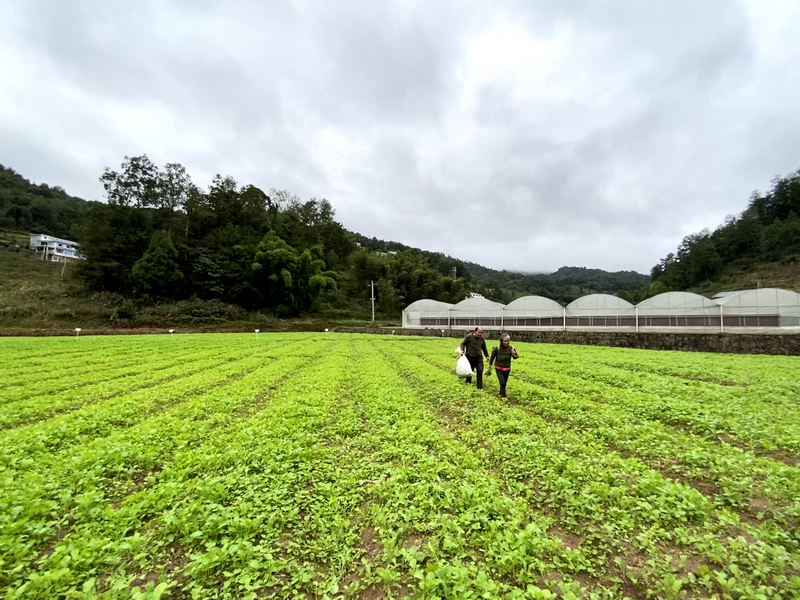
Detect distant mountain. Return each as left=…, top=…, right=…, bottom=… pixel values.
left=352, top=233, right=650, bottom=304
left=514, top=270, right=550, bottom=276
left=542, top=266, right=650, bottom=283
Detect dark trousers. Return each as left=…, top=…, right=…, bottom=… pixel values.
left=465, top=354, right=483, bottom=389
left=496, top=368, right=511, bottom=397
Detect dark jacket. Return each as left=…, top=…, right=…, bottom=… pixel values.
left=489, top=344, right=519, bottom=368
left=461, top=333, right=488, bottom=358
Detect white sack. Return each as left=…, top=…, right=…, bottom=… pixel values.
left=456, top=355, right=472, bottom=378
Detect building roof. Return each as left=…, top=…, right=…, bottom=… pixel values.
left=30, top=234, right=79, bottom=246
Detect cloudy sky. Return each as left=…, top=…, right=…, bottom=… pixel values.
left=1, top=0, right=799, bottom=274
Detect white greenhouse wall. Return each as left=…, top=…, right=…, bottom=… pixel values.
left=401, top=289, right=800, bottom=334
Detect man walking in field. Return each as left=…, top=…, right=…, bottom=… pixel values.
left=460, top=326, right=489, bottom=389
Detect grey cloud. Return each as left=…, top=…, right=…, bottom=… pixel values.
left=1, top=0, right=799, bottom=274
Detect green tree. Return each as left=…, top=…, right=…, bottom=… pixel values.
left=376, top=276, right=403, bottom=315
left=647, top=280, right=670, bottom=297
left=251, top=232, right=336, bottom=316
left=681, top=232, right=722, bottom=286
left=654, top=230, right=722, bottom=290
left=100, top=155, right=160, bottom=208
left=239, top=185, right=270, bottom=225
left=749, top=169, right=800, bottom=225
left=158, top=162, right=194, bottom=211
left=761, top=212, right=800, bottom=260
left=131, top=230, right=184, bottom=298
left=207, top=174, right=242, bottom=226
left=711, top=213, right=762, bottom=263
left=77, top=204, right=152, bottom=292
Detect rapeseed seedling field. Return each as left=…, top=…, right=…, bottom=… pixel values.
left=1, top=333, right=799, bottom=599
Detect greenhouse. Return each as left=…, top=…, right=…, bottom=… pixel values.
left=503, top=295, right=565, bottom=328
left=449, top=297, right=506, bottom=329
left=402, top=288, right=800, bottom=333
left=565, top=294, right=636, bottom=328
left=401, top=299, right=454, bottom=328
left=636, top=291, right=720, bottom=329
left=714, top=288, right=800, bottom=330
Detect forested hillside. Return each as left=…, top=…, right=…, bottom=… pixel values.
left=652, top=168, right=800, bottom=294
left=353, top=235, right=650, bottom=305
left=1, top=156, right=652, bottom=324
left=74, top=156, right=470, bottom=318
left=0, top=164, right=94, bottom=238
left=14, top=158, right=800, bottom=324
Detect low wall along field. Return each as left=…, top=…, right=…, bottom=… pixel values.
left=1, top=332, right=799, bottom=598
left=337, top=327, right=800, bottom=355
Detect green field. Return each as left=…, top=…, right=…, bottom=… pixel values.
left=1, top=334, right=799, bottom=599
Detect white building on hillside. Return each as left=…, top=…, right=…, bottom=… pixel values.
left=29, top=234, right=84, bottom=263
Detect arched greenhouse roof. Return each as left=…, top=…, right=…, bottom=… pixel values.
left=637, top=292, right=719, bottom=315
left=566, top=294, right=635, bottom=315
left=451, top=297, right=506, bottom=314
left=713, top=288, right=800, bottom=316
left=504, top=295, right=563, bottom=316
left=403, top=299, right=454, bottom=312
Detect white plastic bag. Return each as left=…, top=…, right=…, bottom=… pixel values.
left=456, top=354, right=472, bottom=378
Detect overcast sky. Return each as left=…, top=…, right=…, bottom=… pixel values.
left=2, top=1, right=799, bottom=274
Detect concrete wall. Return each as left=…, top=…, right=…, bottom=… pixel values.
left=334, top=327, right=800, bottom=356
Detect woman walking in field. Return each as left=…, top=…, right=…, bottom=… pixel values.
left=487, top=333, right=519, bottom=399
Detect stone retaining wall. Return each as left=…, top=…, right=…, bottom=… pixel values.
left=334, top=327, right=800, bottom=356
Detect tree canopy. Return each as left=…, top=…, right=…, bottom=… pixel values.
left=0, top=164, right=93, bottom=238
left=131, top=230, right=184, bottom=298
left=251, top=232, right=337, bottom=316
left=652, top=168, right=800, bottom=292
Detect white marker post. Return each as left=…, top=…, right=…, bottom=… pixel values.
left=325, top=328, right=329, bottom=340
left=255, top=329, right=260, bottom=340
left=441, top=329, right=444, bottom=338
left=392, top=330, right=395, bottom=336
left=169, top=329, right=174, bottom=336
left=75, top=327, right=81, bottom=337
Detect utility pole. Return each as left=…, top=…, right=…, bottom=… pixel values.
left=370, top=280, right=375, bottom=323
